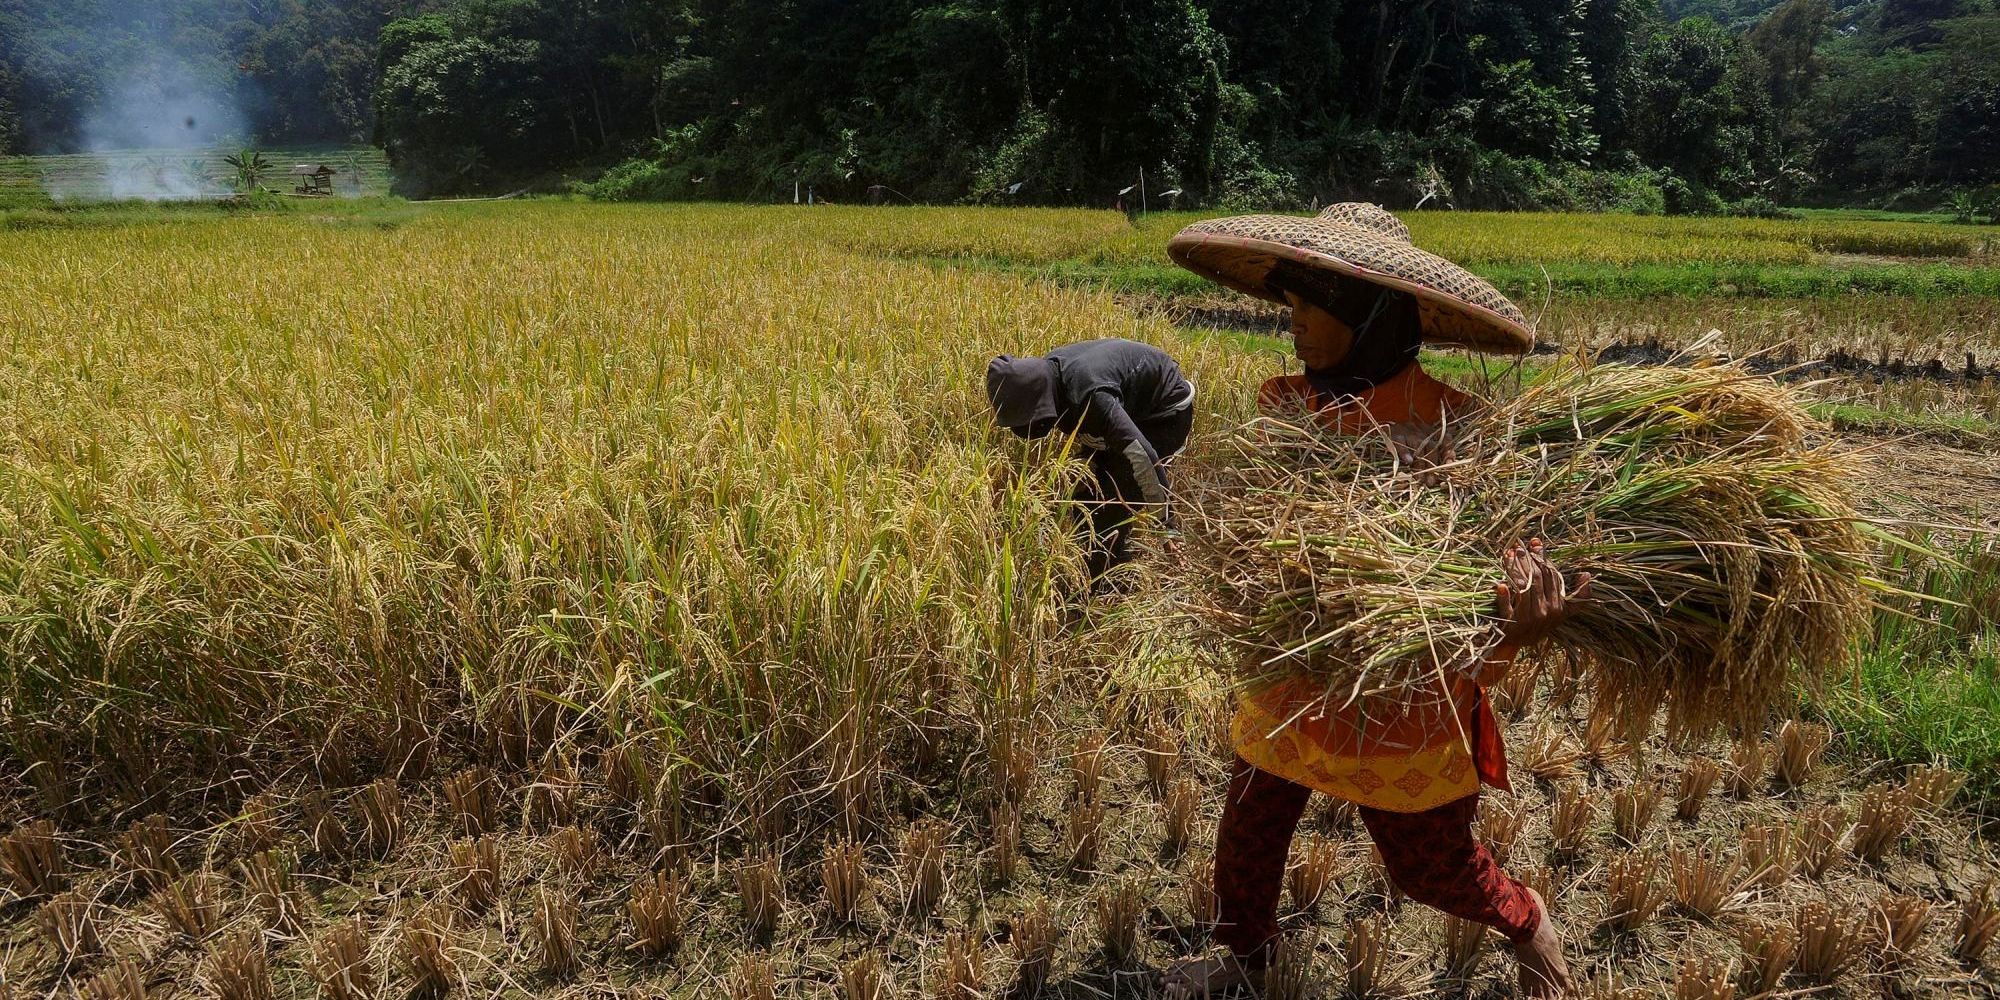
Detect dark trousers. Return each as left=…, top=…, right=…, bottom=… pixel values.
left=1077, top=406, right=1193, bottom=576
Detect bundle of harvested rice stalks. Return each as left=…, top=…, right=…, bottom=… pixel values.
left=1181, top=362, right=1872, bottom=739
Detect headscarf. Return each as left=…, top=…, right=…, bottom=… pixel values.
left=1273, top=261, right=1424, bottom=402
left=985, top=355, right=1060, bottom=434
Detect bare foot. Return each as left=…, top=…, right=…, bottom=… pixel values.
left=1516, top=888, right=1573, bottom=998
left=1160, top=952, right=1259, bottom=999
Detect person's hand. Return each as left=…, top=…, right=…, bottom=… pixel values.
left=1386, top=422, right=1456, bottom=480
left=1494, top=538, right=1590, bottom=650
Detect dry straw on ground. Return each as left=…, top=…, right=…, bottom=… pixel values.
left=1182, top=361, right=1871, bottom=741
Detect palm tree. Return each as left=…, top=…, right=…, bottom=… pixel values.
left=222, top=149, right=272, bottom=193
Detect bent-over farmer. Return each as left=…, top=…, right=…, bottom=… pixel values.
left=985, top=338, right=1194, bottom=576
left=1160, top=204, right=1591, bottom=998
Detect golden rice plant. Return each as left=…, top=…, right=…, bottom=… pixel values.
left=737, top=853, right=784, bottom=941
left=1736, top=919, right=1797, bottom=995
left=840, top=951, right=892, bottom=1000
left=1774, top=721, right=1830, bottom=790
left=990, top=802, right=1022, bottom=884
left=1610, top=781, right=1662, bottom=846
left=1955, top=879, right=2000, bottom=964
left=1342, top=914, right=1393, bottom=999
left=1852, top=782, right=1917, bottom=863
left=239, top=849, right=304, bottom=935
left=1726, top=740, right=1764, bottom=799
left=628, top=870, right=686, bottom=957
left=157, top=872, right=221, bottom=940
left=1676, top=758, right=1720, bottom=822
left=1266, top=930, right=1317, bottom=1000
left=1875, top=894, right=1933, bottom=968
left=900, top=819, right=949, bottom=918
left=1067, top=794, right=1106, bottom=871
left=1738, top=822, right=1795, bottom=892
left=1011, top=898, right=1061, bottom=994
left=310, top=917, right=375, bottom=1000
left=530, top=887, right=580, bottom=977
left=442, top=766, right=498, bottom=837
left=1794, top=804, right=1847, bottom=879
left=822, top=837, right=868, bottom=926
left=1904, top=764, right=1965, bottom=812
left=35, top=889, right=102, bottom=959
left=1288, top=833, right=1343, bottom=914
left=199, top=931, right=273, bottom=1000
left=83, top=958, right=149, bottom=1000
left=1181, top=361, right=1871, bottom=742
left=1550, top=785, right=1596, bottom=859
left=1440, top=917, right=1487, bottom=979
left=1141, top=716, right=1181, bottom=796
left=1793, top=898, right=1866, bottom=983
left=1161, top=777, right=1199, bottom=858
left=1476, top=796, right=1525, bottom=866
left=1094, top=878, right=1146, bottom=967
left=1, top=818, right=67, bottom=897
left=1601, top=850, right=1667, bottom=932
left=933, top=928, right=987, bottom=1000
left=1669, top=843, right=1739, bottom=921
left=358, top=777, right=402, bottom=858
left=121, top=813, right=181, bottom=892
left=549, top=824, right=602, bottom=882
left=402, top=907, right=457, bottom=998
left=1674, top=954, right=1735, bottom=1000
left=448, top=837, right=500, bottom=913
left=729, top=952, right=777, bottom=1000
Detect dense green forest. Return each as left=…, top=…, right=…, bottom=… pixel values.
left=2, top=0, right=1998, bottom=211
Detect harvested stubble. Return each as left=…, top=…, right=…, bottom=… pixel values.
left=1011, top=898, right=1061, bottom=994
left=1739, top=822, right=1798, bottom=891
left=358, top=778, right=403, bottom=858
left=531, top=887, right=580, bottom=976
left=1737, top=919, right=1798, bottom=995
left=236, top=791, right=287, bottom=855
left=1520, top=725, right=1581, bottom=782
left=300, top=789, right=351, bottom=858
left=1094, top=878, right=1146, bottom=966
left=1726, top=741, right=1764, bottom=799
left=1795, top=804, right=1847, bottom=878
left=840, top=951, right=892, bottom=1000
left=526, top=757, right=581, bottom=831
left=1875, top=894, right=1933, bottom=967
left=1673, top=954, right=1735, bottom=1000
left=310, top=918, right=375, bottom=1000
left=628, top=870, right=686, bottom=956
left=448, top=837, right=500, bottom=912
left=121, top=813, right=181, bottom=891
left=1186, top=856, right=1219, bottom=931
left=900, top=820, right=948, bottom=917
left=1676, top=758, right=1720, bottom=822
left=737, top=854, right=784, bottom=941
left=1905, top=764, right=1965, bottom=811
left=549, top=824, right=601, bottom=881
left=239, top=849, right=304, bottom=934
left=403, top=908, right=457, bottom=998
left=729, top=952, right=777, bottom=1000
left=1775, top=720, right=1831, bottom=790
left=1343, top=915, right=1392, bottom=998
left=822, top=838, right=868, bottom=926
left=1071, top=729, right=1109, bottom=803
left=989, top=803, right=1022, bottom=884
left=1477, top=797, right=1526, bottom=866
left=1611, top=781, right=1662, bottom=846
left=1142, top=717, right=1181, bottom=796
left=84, top=958, right=149, bottom=1000
left=935, top=928, right=987, bottom=1000
left=1956, top=879, right=2000, bottom=964
left=1183, top=362, right=1871, bottom=741
left=1, top=818, right=66, bottom=896
left=1669, top=843, right=1739, bottom=921
left=1067, top=795, right=1107, bottom=871
left=156, top=872, right=221, bottom=940
left=1266, top=931, right=1316, bottom=1000
left=1794, top=898, right=1867, bottom=983
left=1852, top=782, right=1917, bottom=863
left=1602, top=850, right=1668, bottom=932
left=442, top=766, right=498, bottom=837
left=35, top=889, right=102, bottom=959
left=1441, top=916, right=1487, bottom=979
left=1289, top=833, right=1343, bottom=913
left=1161, top=777, right=1200, bottom=857
left=201, top=931, right=274, bottom=1000
left=1550, top=785, right=1596, bottom=859
left=1582, top=709, right=1629, bottom=767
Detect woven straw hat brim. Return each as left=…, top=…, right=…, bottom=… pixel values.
left=1168, top=218, right=1535, bottom=355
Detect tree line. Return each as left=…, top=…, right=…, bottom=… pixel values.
left=3, top=0, right=1998, bottom=213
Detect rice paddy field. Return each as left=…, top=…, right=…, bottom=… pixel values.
left=2, top=200, right=1998, bottom=999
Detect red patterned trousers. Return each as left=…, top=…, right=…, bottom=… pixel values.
left=1213, top=756, right=1540, bottom=967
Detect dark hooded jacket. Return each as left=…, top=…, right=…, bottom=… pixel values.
left=985, top=338, right=1194, bottom=509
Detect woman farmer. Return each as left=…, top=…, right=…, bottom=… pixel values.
left=1160, top=204, right=1589, bottom=998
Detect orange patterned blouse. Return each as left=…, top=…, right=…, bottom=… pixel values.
left=1232, top=365, right=1513, bottom=813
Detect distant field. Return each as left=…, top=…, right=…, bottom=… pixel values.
left=0, top=145, right=392, bottom=208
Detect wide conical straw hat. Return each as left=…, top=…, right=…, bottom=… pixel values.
left=1167, top=203, right=1534, bottom=354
